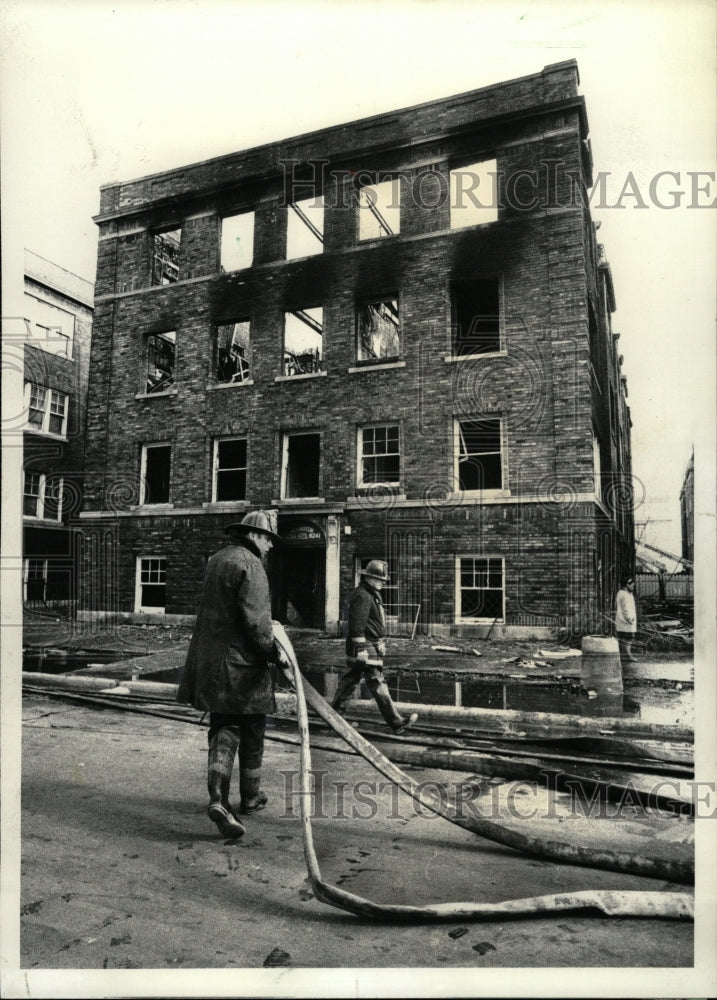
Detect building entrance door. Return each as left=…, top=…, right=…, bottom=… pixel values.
left=273, top=518, right=327, bottom=629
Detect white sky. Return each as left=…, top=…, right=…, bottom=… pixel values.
left=2, top=0, right=715, bottom=556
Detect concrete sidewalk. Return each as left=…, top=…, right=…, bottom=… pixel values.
left=18, top=692, right=693, bottom=973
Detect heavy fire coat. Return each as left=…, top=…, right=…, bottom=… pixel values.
left=177, top=537, right=276, bottom=714
left=345, top=581, right=386, bottom=666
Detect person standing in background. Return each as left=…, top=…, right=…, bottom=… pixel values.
left=615, top=574, right=638, bottom=663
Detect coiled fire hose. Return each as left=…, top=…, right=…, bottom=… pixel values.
left=272, top=623, right=693, bottom=921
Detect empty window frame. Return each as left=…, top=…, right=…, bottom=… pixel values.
left=450, top=159, right=498, bottom=228
left=220, top=212, right=254, bottom=272
left=24, top=383, right=68, bottom=436
left=23, top=472, right=63, bottom=520
left=452, top=280, right=501, bottom=355
left=456, top=556, right=505, bottom=623
left=358, top=179, right=401, bottom=240
left=213, top=438, right=248, bottom=502
left=216, top=321, right=251, bottom=383
left=24, top=292, right=74, bottom=358
left=24, top=558, right=48, bottom=603
left=356, top=298, right=400, bottom=362
left=456, top=418, right=502, bottom=491
left=151, top=228, right=181, bottom=285
left=359, top=425, right=400, bottom=487
left=282, top=432, right=320, bottom=499
left=136, top=556, right=167, bottom=613
left=283, top=308, right=323, bottom=376
left=287, top=196, right=324, bottom=258
left=140, top=444, right=172, bottom=505
left=355, top=556, right=399, bottom=618
left=145, top=331, right=176, bottom=393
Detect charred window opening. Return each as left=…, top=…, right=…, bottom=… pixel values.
left=141, top=444, right=171, bottom=505
left=214, top=438, right=248, bottom=502
left=151, top=228, right=181, bottom=285
left=287, top=197, right=324, bottom=258
left=360, top=425, right=400, bottom=486
left=24, top=558, right=48, bottom=602
left=137, top=556, right=166, bottom=612
left=450, top=159, right=498, bottom=228
left=283, top=433, right=320, bottom=498
left=457, top=418, right=502, bottom=491
left=220, top=212, right=254, bottom=272
left=452, top=280, right=501, bottom=355
left=283, top=308, right=323, bottom=376
left=457, top=556, right=504, bottom=622
left=356, top=299, right=400, bottom=362
left=216, top=321, right=251, bottom=383
left=145, top=331, right=176, bottom=393
left=358, top=179, right=400, bottom=240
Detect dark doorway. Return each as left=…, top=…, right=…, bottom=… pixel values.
left=275, top=546, right=325, bottom=628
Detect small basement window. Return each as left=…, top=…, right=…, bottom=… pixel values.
left=136, top=556, right=167, bottom=613
left=140, top=444, right=171, bottom=505
left=221, top=212, right=254, bottom=272
left=358, top=179, right=400, bottom=240
left=359, top=425, right=400, bottom=486
left=216, top=321, right=251, bottom=383
left=456, top=556, right=504, bottom=623
left=356, top=299, right=400, bottom=362
left=452, top=280, right=501, bottom=355
left=151, top=228, right=181, bottom=285
left=450, top=159, right=498, bottom=228
left=287, top=196, right=324, bottom=258
left=456, top=418, right=502, bottom=491
left=282, top=433, right=320, bottom=498
left=214, top=438, right=248, bottom=502
left=145, top=331, right=176, bottom=393
left=283, top=308, right=323, bottom=376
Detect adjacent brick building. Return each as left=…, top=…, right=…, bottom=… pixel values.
left=79, top=60, right=634, bottom=638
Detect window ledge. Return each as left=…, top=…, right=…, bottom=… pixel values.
left=357, top=234, right=400, bottom=246
left=455, top=619, right=505, bottom=626
left=274, top=371, right=327, bottom=382
left=24, top=429, right=68, bottom=442
left=23, top=516, right=63, bottom=525
left=129, top=503, right=175, bottom=511
left=447, top=489, right=511, bottom=500
left=443, top=352, right=506, bottom=363
left=135, top=389, right=178, bottom=399
left=206, top=379, right=254, bottom=390
left=202, top=501, right=250, bottom=510
left=273, top=497, right=326, bottom=505
left=348, top=361, right=406, bottom=374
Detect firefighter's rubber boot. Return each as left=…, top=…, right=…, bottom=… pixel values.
left=369, top=680, right=419, bottom=735
left=207, top=731, right=245, bottom=838
left=239, top=768, right=268, bottom=815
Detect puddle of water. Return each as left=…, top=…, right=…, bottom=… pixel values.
left=23, top=649, right=145, bottom=675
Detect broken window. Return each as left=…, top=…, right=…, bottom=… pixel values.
left=457, top=556, right=504, bottom=622
left=450, top=159, right=498, bottom=228
left=23, top=472, right=63, bottom=520
left=220, top=212, right=254, bottom=272
left=358, top=179, right=401, bottom=240
left=456, top=418, right=502, bottom=491
left=214, top=438, right=248, bottom=502
left=136, top=556, right=167, bottom=612
left=24, top=383, right=68, bottom=437
left=140, top=444, right=171, bottom=505
left=452, top=280, right=501, bottom=355
left=356, top=299, right=400, bottom=362
left=151, top=228, right=181, bottom=285
left=359, top=425, right=400, bottom=486
left=24, top=292, right=74, bottom=358
left=216, top=321, right=251, bottom=383
left=24, top=558, right=48, bottom=603
left=282, top=433, right=320, bottom=498
left=283, top=308, right=323, bottom=376
left=145, top=331, right=176, bottom=394
left=287, top=196, right=324, bottom=258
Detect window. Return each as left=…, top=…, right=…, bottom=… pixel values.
left=221, top=212, right=254, bottom=272
left=140, top=444, right=171, bottom=505
left=287, top=197, right=324, bottom=258
left=216, top=321, right=251, bottom=383
left=452, top=280, right=501, bottom=355
left=359, top=425, right=400, bottom=486
left=283, top=308, right=323, bottom=376
left=23, top=472, right=63, bottom=520
left=356, top=299, right=400, bottom=362
left=456, top=418, right=502, bottom=491
left=24, top=558, right=48, bottom=603
left=456, top=556, right=504, bottom=623
left=282, top=432, right=320, bottom=499
left=450, top=159, right=498, bottom=228
left=213, top=438, right=248, bottom=502
left=136, top=556, right=167, bottom=613
left=24, top=293, right=74, bottom=358
left=145, top=331, right=176, bottom=394
left=593, top=428, right=602, bottom=499
left=151, top=228, right=181, bottom=285
left=355, top=556, right=399, bottom=618
left=24, top=383, right=68, bottom=437
left=358, top=179, right=401, bottom=240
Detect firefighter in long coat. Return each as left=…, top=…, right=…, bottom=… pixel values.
left=178, top=510, right=287, bottom=839
left=331, top=560, right=418, bottom=734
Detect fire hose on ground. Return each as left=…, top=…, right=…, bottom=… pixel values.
left=273, top=623, right=693, bottom=922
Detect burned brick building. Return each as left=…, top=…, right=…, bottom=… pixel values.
left=79, top=60, right=634, bottom=638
